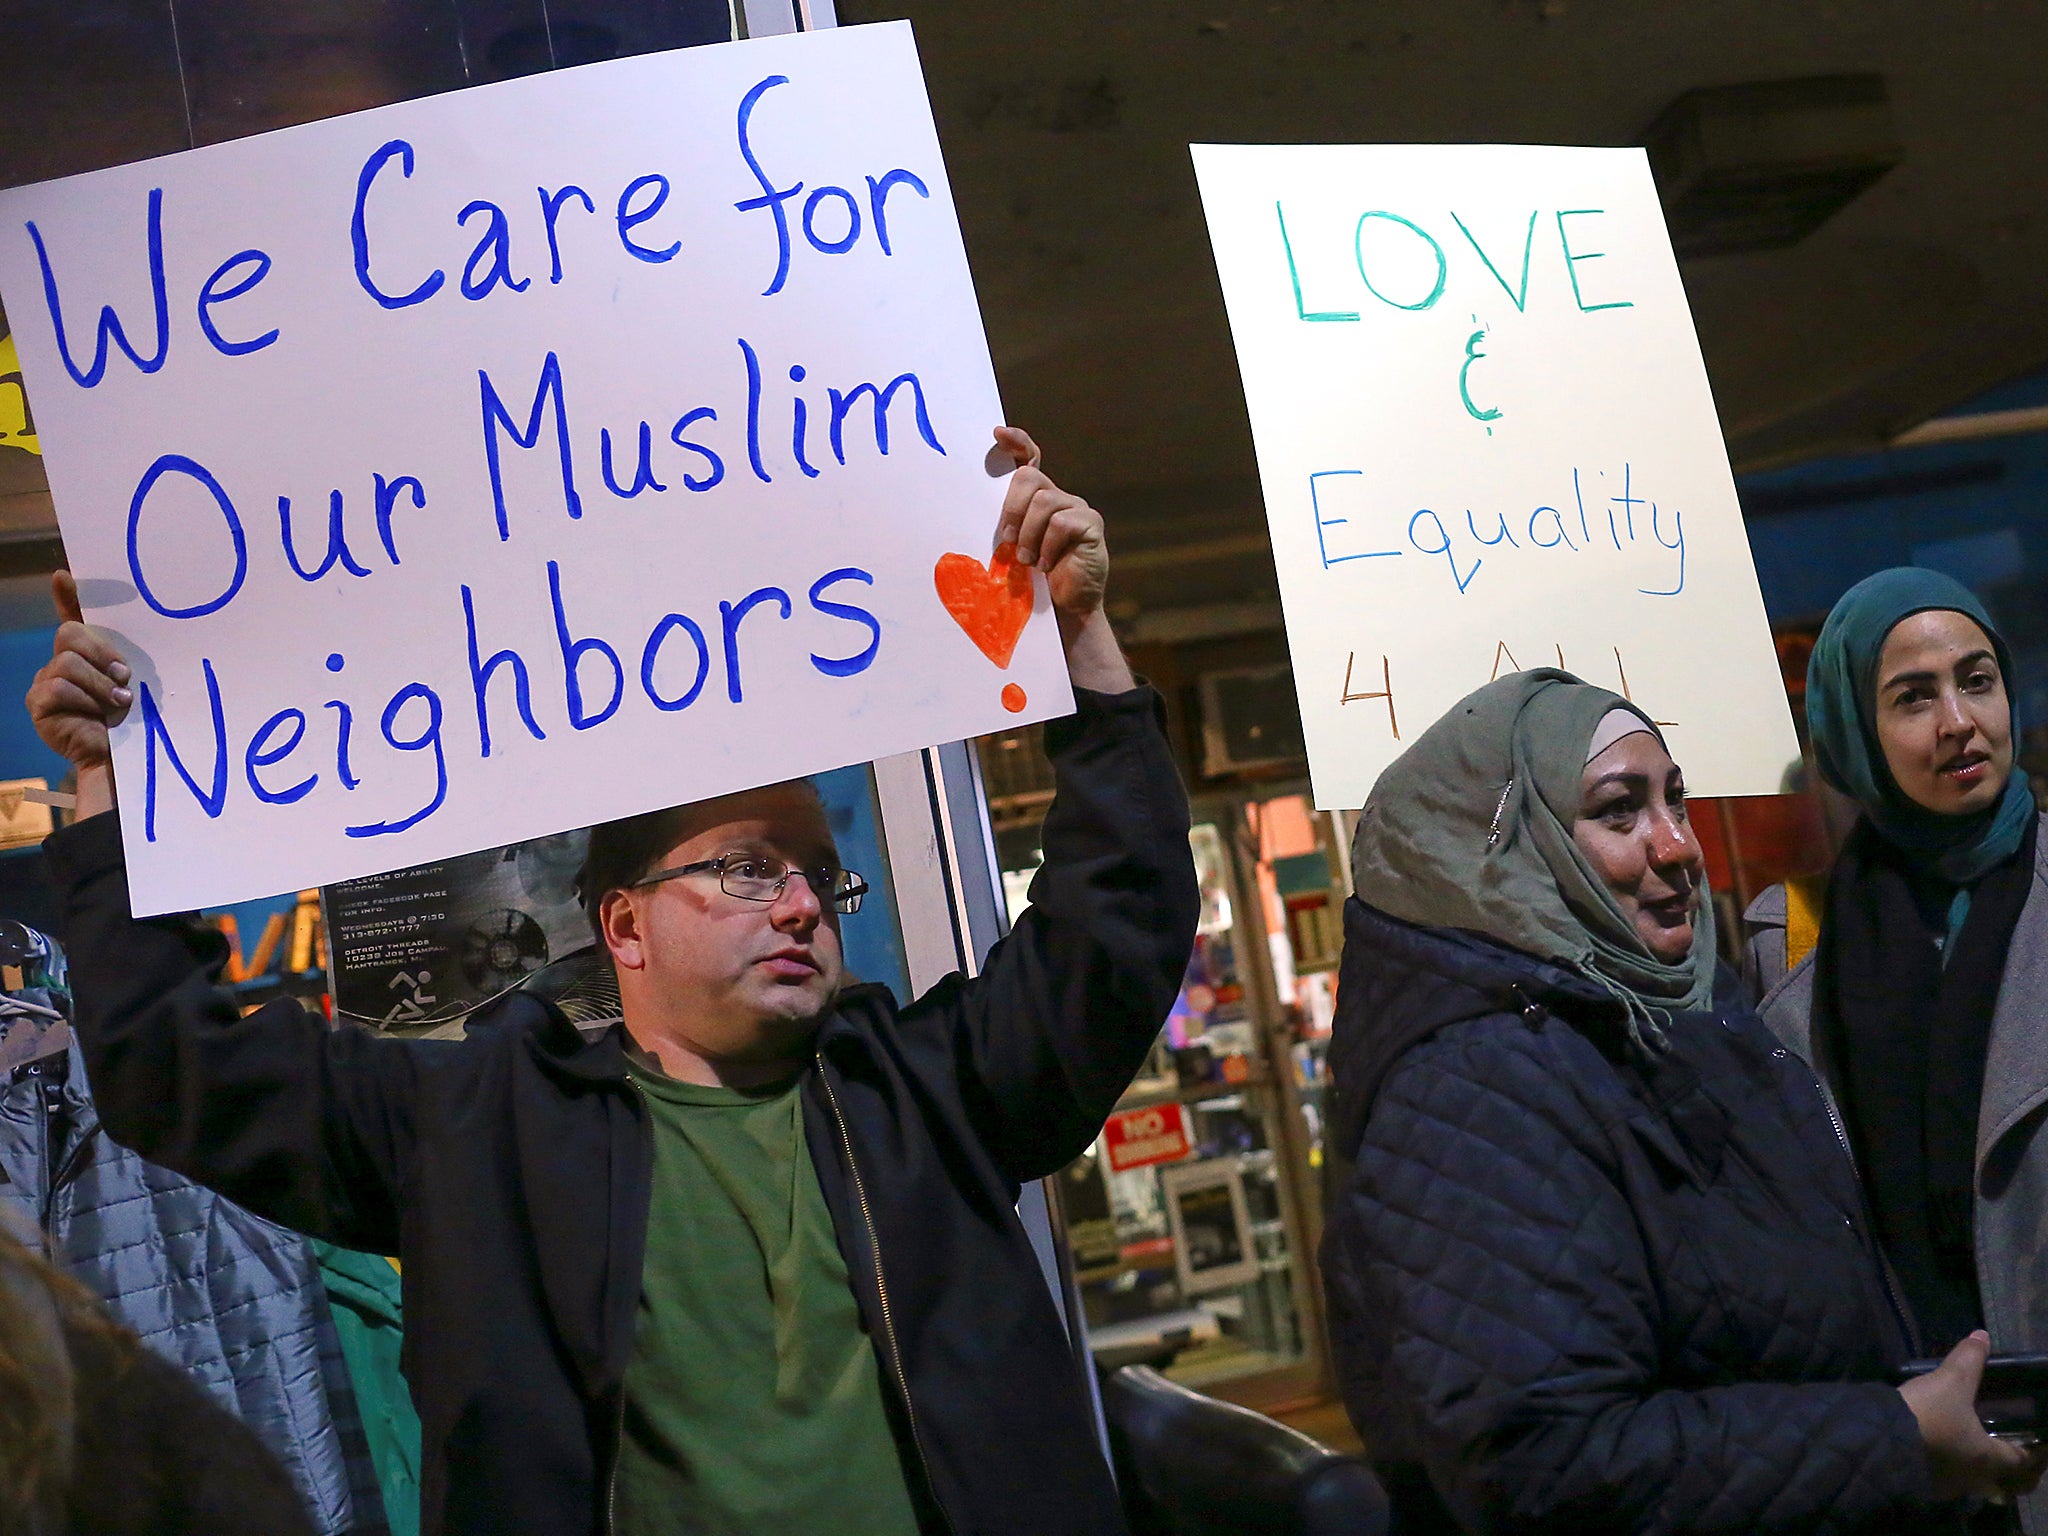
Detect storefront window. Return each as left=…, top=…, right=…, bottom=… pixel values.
left=1006, top=806, right=1332, bottom=1404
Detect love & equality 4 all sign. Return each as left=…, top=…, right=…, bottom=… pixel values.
left=1191, top=143, right=1797, bottom=808
left=0, top=21, right=1069, bottom=916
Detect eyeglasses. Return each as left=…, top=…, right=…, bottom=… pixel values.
left=629, top=854, right=868, bottom=914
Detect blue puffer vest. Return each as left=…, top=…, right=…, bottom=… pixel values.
left=1, top=929, right=383, bottom=1536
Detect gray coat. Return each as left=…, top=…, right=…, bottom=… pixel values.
left=1746, top=813, right=2048, bottom=1533
left=0, top=1045, right=382, bottom=1536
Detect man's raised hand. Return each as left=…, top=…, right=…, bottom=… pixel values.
left=987, top=427, right=1132, bottom=694
left=991, top=426, right=1109, bottom=627
left=27, top=571, right=131, bottom=781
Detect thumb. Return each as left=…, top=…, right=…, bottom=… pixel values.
left=992, top=424, right=1041, bottom=469
left=51, top=569, right=82, bottom=626
left=1942, top=1330, right=1992, bottom=1395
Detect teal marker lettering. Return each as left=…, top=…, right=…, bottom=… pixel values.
left=1556, top=209, right=1635, bottom=312
left=1276, top=202, right=1358, bottom=322
left=1354, top=211, right=1446, bottom=312
left=1450, top=211, right=1537, bottom=313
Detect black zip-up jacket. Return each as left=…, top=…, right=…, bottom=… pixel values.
left=44, top=685, right=1199, bottom=1536
left=1320, top=897, right=1945, bottom=1535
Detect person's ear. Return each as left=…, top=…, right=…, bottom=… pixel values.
left=601, top=888, right=647, bottom=972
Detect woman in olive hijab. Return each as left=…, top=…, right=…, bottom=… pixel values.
left=1320, top=667, right=2039, bottom=1535
left=1747, top=569, right=2048, bottom=1534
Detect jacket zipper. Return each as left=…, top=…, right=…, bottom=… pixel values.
left=817, top=1055, right=950, bottom=1532
left=1809, top=1066, right=1919, bottom=1354
left=606, top=1076, right=643, bottom=1536
left=42, top=1121, right=99, bottom=1232
left=29, top=1060, right=97, bottom=1240
left=605, top=1390, right=625, bottom=1536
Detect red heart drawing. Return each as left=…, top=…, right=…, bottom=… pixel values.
left=934, top=545, right=1034, bottom=669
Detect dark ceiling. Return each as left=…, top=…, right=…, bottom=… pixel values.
left=3, top=0, right=2046, bottom=635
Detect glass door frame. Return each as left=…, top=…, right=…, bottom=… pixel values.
left=1190, top=781, right=1337, bottom=1414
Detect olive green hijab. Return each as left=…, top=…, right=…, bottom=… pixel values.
left=1349, top=669, right=1716, bottom=1051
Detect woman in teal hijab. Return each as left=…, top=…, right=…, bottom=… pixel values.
left=1805, top=567, right=2033, bottom=912
left=1749, top=568, right=2048, bottom=1536
left=1321, top=667, right=2038, bottom=1535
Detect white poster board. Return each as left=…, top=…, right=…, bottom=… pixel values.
left=1191, top=144, right=1796, bottom=808
left=0, top=22, right=1071, bottom=915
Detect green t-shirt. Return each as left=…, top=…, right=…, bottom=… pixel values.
left=615, top=1064, right=921, bottom=1536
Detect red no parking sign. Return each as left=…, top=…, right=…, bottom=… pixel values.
left=1103, top=1103, right=1193, bottom=1173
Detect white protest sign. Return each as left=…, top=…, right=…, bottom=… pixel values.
left=1191, top=144, right=1796, bottom=807
left=0, top=21, right=1071, bottom=916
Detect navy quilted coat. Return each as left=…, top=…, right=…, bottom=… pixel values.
left=1321, top=896, right=1956, bottom=1535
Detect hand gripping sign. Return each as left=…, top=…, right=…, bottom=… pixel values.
left=1191, top=143, right=1797, bottom=808
left=0, top=23, right=1071, bottom=915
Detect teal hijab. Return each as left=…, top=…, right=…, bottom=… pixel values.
left=1350, top=669, right=1716, bottom=1052
left=1806, top=567, right=2032, bottom=887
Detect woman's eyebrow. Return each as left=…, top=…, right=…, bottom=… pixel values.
left=1881, top=649, right=1995, bottom=693
left=1879, top=666, right=1937, bottom=693
left=1584, top=770, right=1646, bottom=793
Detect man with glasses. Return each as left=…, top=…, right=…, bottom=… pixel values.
left=28, top=427, right=1200, bottom=1536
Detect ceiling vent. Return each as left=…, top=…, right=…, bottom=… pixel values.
left=1643, top=74, right=1902, bottom=259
